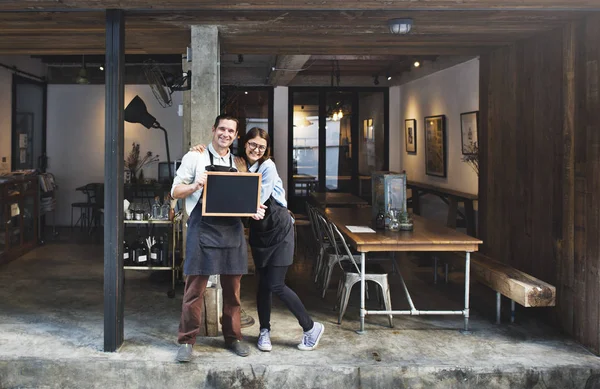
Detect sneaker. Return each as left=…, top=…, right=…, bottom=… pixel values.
left=227, top=340, right=250, bottom=357
left=176, top=344, right=193, bottom=362
left=257, top=328, right=272, bottom=352
left=297, top=322, right=324, bottom=351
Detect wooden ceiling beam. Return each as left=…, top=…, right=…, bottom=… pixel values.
left=2, top=0, right=600, bottom=11
left=267, top=55, right=311, bottom=86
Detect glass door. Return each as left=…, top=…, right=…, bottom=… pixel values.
left=12, top=75, right=47, bottom=171
left=288, top=88, right=388, bottom=212
left=325, top=91, right=356, bottom=193
left=290, top=92, right=319, bottom=213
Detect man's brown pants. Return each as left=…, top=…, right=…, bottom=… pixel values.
left=177, top=274, right=242, bottom=345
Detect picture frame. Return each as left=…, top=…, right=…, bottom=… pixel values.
left=404, top=119, right=417, bottom=154
left=424, top=115, right=447, bottom=177
left=460, top=111, right=479, bottom=155
left=202, top=172, right=262, bottom=216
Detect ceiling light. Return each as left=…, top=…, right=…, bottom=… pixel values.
left=388, top=18, right=413, bottom=35
left=75, top=54, right=90, bottom=84
left=414, top=61, right=421, bottom=68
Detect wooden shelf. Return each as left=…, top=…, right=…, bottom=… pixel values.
left=123, top=266, right=172, bottom=270
left=124, top=219, right=173, bottom=225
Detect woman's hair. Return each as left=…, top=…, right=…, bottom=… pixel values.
left=241, top=127, right=271, bottom=165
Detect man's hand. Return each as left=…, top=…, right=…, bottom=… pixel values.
left=193, top=172, right=208, bottom=190
left=234, top=156, right=248, bottom=172
left=251, top=204, right=267, bottom=220
left=190, top=144, right=206, bottom=153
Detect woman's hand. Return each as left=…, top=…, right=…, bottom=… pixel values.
left=234, top=156, right=248, bottom=172
left=189, top=144, right=206, bottom=153
left=251, top=204, right=268, bottom=220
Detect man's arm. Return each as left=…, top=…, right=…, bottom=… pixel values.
left=171, top=152, right=206, bottom=199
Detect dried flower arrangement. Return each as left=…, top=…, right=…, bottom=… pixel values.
left=125, top=143, right=159, bottom=179
left=461, top=141, right=479, bottom=176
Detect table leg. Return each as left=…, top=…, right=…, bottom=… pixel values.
left=465, top=200, right=476, bottom=237
left=357, top=252, right=366, bottom=334
left=461, top=251, right=472, bottom=334
left=412, top=190, right=421, bottom=215
left=447, top=198, right=458, bottom=229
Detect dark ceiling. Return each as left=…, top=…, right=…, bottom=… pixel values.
left=1, top=1, right=595, bottom=85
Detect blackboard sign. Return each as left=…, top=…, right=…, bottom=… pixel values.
left=202, top=172, right=262, bottom=217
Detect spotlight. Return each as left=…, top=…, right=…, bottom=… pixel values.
left=387, top=74, right=392, bottom=81
left=414, top=61, right=421, bottom=68
left=373, top=75, right=380, bottom=85
left=237, top=54, right=244, bottom=64
left=99, top=66, right=104, bottom=71
left=244, top=91, right=248, bottom=95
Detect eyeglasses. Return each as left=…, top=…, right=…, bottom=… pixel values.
left=247, top=141, right=267, bottom=152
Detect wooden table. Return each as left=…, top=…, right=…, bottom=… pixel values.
left=407, top=180, right=478, bottom=237
left=325, top=207, right=482, bottom=333
left=311, top=192, right=368, bottom=208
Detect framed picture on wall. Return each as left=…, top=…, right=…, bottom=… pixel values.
left=460, top=111, right=479, bottom=155
left=405, top=119, right=417, bottom=154
left=424, top=115, right=447, bottom=177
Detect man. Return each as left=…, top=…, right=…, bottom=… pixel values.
left=172, top=114, right=265, bottom=362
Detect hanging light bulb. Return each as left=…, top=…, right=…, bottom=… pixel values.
left=338, top=109, right=343, bottom=119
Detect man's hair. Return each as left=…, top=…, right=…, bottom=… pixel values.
left=213, top=114, right=239, bottom=131
left=240, top=127, right=271, bottom=165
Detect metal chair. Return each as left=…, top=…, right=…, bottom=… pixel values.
left=314, top=213, right=357, bottom=298
left=306, top=203, right=332, bottom=284
left=71, top=184, right=96, bottom=231
left=327, top=222, right=393, bottom=328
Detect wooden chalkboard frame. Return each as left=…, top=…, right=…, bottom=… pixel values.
left=201, top=171, right=262, bottom=217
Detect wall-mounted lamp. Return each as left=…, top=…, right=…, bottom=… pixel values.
left=388, top=18, right=413, bottom=35
left=413, top=61, right=421, bottom=68
left=373, top=75, right=380, bottom=85
left=124, top=95, right=173, bottom=180
left=386, top=74, right=392, bottom=81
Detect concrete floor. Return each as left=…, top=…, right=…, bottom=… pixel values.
left=1, top=227, right=600, bottom=388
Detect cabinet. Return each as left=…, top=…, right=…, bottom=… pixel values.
left=0, top=176, right=39, bottom=265
left=123, top=217, right=182, bottom=298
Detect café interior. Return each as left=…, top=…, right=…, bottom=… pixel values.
left=1, top=2, right=600, bottom=387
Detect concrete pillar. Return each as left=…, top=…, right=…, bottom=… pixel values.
left=191, top=25, right=220, bottom=146
left=189, top=25, right=222, bottom=337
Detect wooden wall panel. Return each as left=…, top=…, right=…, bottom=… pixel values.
left=480, top=14, right=600, bottom=354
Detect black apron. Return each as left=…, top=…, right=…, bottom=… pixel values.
left=183, top=152, right=248, bottom=276
left=249, top=195, right=294, bottom=268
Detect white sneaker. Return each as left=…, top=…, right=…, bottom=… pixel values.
left=298, top=322, right=324, bottom=351
left=257, top=328, right=272, bottom=352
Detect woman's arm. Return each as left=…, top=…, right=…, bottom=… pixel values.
left=258, top=160, right=279, bottom=204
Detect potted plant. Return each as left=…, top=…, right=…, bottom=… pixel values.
left=125, top=143, right=159, bottom=183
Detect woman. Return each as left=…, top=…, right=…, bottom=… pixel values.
left=191, top=127, right=324, bottom=352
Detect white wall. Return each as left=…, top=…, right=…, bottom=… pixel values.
left=47, top=85, right=183, bottom=226
left=273, top=86, right=288, bottom=194
left=397, top=58, right=479, bottom=195
left=0, top=56, right=46, bottom=171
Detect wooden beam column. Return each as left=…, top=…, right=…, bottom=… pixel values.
left=103, top=8, right=125, bottom=352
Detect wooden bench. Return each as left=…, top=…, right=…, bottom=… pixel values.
left=435, top=251, right=556, bottom=324
left=407, top=180, right=478, bottom=237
